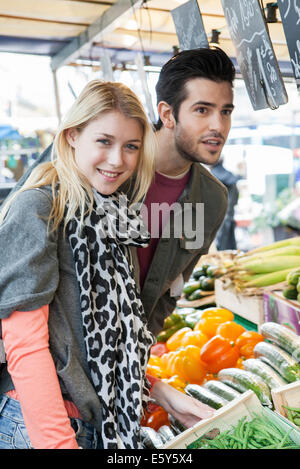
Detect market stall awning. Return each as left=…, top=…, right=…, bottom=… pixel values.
left=0, top=0, right=293, bottom=71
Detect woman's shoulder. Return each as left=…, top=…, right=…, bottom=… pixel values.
left=12, top=185, right=53, bottom=213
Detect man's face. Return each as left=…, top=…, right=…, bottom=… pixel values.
left=174, top=78, right=234, bottom=165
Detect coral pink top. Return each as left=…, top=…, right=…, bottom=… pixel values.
left=2, top=306, right=158, bottom=449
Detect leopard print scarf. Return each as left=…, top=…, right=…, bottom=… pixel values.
left=66, top=190, right=155, bottom=449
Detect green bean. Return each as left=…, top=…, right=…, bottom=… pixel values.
left=242, top=423, right=251, bottom=449
left=277, top=430, right=292, bottom=449
left=282, top=405, right=300, bottom=413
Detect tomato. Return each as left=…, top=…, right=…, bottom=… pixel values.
left=146, top=408, right=170, bottom=431
left=151, top=342, right=168, bottom=357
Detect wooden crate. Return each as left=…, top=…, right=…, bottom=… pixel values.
left=272, top=381, right=300, bottom=430
left=214, top=279, right=265, bottom=328
left=163, top=390, right=300, bottom=449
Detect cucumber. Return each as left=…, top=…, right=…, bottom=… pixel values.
left=185, top=384, right=226, bottom=409
left=254, top=341, right=300, bottom=383
left=168, top=415, right=187, bottom=435
left=203, top=380, right=241, bottom=401
left=140, top=427, right=164, bottom=449
left=243, top=358, right=287, bottom=389
left=260, top=322, right=300, bottom=363
left=157, top=425, right=176, bottom=443
left=217, top=368, right=273, bottom=407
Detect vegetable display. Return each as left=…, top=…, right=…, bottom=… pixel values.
left=143, top=286, right=300, bottom=450
left=224, top=237, right=300, bottom=291
left=189, top=414, right=300, bottom=449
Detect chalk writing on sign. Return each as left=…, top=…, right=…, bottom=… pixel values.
left=277, top=0, right=300, bottom=89
left=222, top=0, right=288, bottom=110
left=171, top=0, right=208, bottom=51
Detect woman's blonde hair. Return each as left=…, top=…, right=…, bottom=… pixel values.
left=0, top=80, right=156, bottom=231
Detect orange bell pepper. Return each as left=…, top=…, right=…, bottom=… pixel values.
left=216, top=321, right=246, bottom=342
left=197, top=307, right=234, bottom=322
left=194, top=316, right=229, bottom=338
left=239, top=343, right=258, bottom=359
left=166, top=327, right=192, bottom=351
left=235, top=331, right=264, bottom=359
left=180, top=330, right=209, bottom=348
left=235, top=330, right=264, bottom=349
left=200, top=335, right=240, bottom=374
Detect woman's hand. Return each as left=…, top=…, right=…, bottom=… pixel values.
left=150, top=380, right=214, bottom=428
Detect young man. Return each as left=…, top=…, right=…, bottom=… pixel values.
left=135, top=47, right=235, bottom=335
left=6, top=47, right=235, bottom=336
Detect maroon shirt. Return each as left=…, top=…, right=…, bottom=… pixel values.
left=137, top=170, right=191, bottom=289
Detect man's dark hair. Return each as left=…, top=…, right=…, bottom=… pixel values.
left=155, top=47, right=236, bottom=130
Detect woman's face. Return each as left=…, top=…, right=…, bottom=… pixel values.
left=67, top=110, right=143, bottom=195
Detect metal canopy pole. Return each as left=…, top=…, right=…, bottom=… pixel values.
left=52, top=69, right=62, bottom=123
left=50, top=0, right=143, bottom=71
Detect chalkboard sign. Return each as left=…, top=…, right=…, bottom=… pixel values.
left=277, top=0, right=300, bottom=91
left=222, top=0, right=288, bottom=111
left=171, top=0, right=209, bottom=51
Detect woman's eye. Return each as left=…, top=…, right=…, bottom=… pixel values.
left=97, top=139, right=110, bottom=145
left=126, top=144, right=140, bottom=151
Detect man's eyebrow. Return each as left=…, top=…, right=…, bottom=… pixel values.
left=192, top=101, right=235, bottom=109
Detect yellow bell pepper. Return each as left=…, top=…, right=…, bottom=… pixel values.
left=162, top=375, right=187, bottom=393
left=166, top=327, right=192, bottom=351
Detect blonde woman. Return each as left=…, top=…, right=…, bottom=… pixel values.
left=0, top=80, right=213, bottom=450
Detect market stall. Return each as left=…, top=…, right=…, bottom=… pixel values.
left=141, top=237, right=300, bottom=450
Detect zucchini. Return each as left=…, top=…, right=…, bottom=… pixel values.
left=203, top=380, right=241, bottom=401
left=217, top=368, right=273, bottom=407
left=185, top=384, right=226, bottom=409
left=243, top=358, right=287, bottom=389
left=183, top=281, right=201, bottom=296
left=200, top=277, right=215, bottom=291
left=168, top=415, right=187, bottom=435
left=157, top=425, right=176, bottom=443
left=193, top=267, right=206, bottom=279
left=140, top=427, right=164, bottom=449
left=260, top=322, right=300, bottom=363
left=187, top=289, right=204, bottom=301
left=254, top=341, right=300, bottom=383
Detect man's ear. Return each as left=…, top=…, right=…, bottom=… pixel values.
left=157, top=101, right=176, bottom=129
left=65, top=128, right=78, bottom=148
